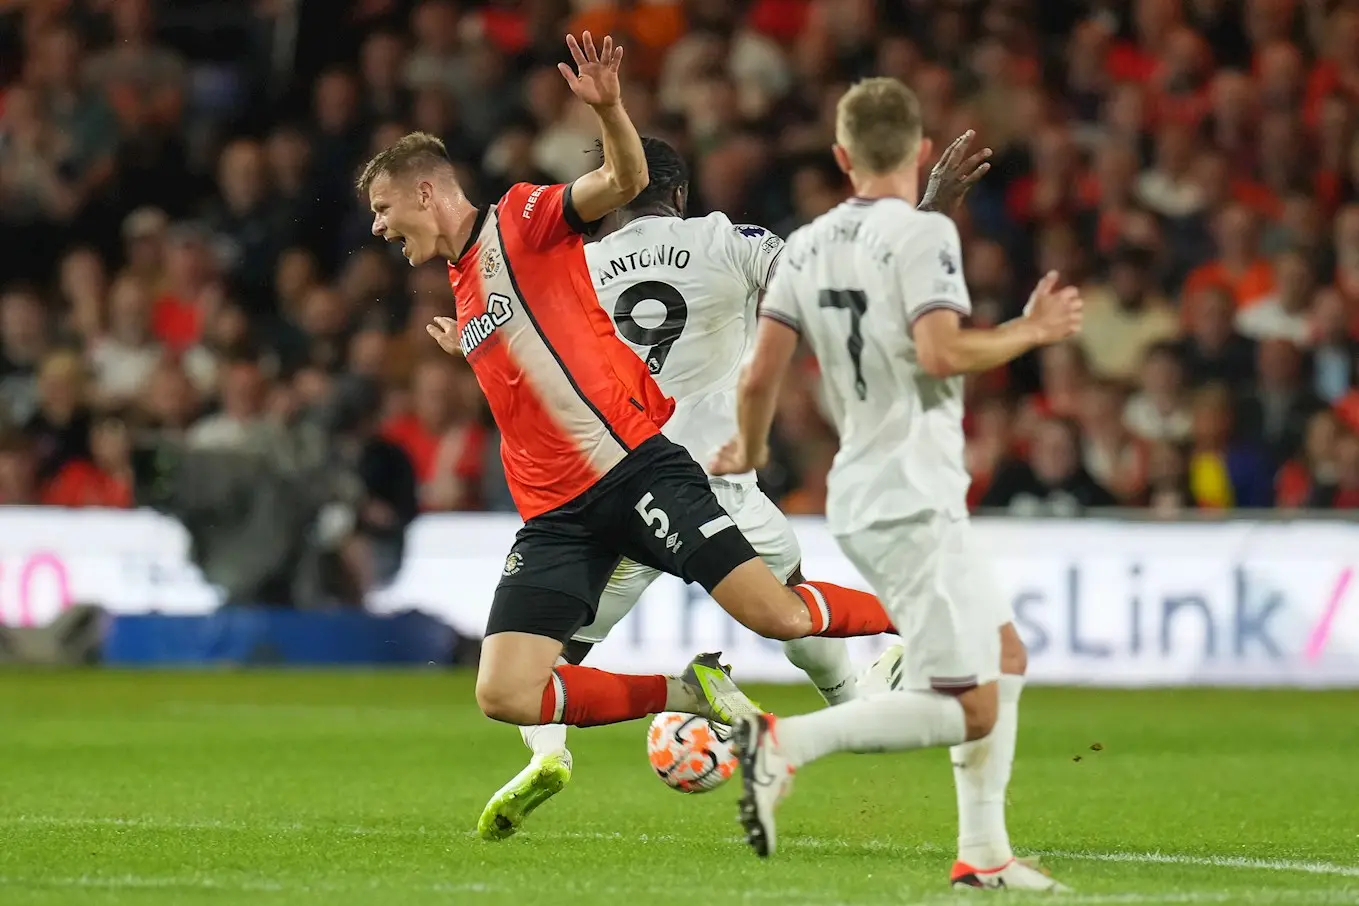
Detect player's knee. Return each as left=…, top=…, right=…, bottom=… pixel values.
left=751, top=592, right=808, bottom=641
left=957, top=683, right=999, bottom=741
left=475, top=676, right=539, bottom=725
left=710, top=563, right=809, bottom=640
left=999, top=622, right=1028, bottom=676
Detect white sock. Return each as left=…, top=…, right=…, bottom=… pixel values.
left=520, top=723, right=570, bottom=762
left=776, top=689, right=968, bottom=768
left=782, top=636, right=858, bottom=705
left=950, top=673, right=1023, bottom=868
left=520, top=654, right=571, bottom=762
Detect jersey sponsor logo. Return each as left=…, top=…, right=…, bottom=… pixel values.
left=460, top=292, right=514, bottom=357
left=938, top=246, right=957, bottom=275
left=761, top=235, right=781, bottom=253
left=480, top=246, right=502, bottom=280
left=522, top=185, right=547, bottom=220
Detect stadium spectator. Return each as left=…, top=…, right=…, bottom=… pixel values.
left=89, top=274, right=163, bottom=409
left=965, top=396, right=1014, bottom=510
left=1185, top=383, right=1273, bottom=509
left=1078, top=244, right=1178, bottom=383
left=1177, top=284, right=1257, bottom=387
left=42, top=412, right=133, bottom=508
left=0, top=285, right=51, bottom=426
left=1143, top=440, right=1195, bottom=516
left=0, top=429, right=39, bottom=506
left=186, top=360, right=270, bottom=451
left=1124, top=342, right=1193, bottom=444
left=382, top=357, right=487, bottom=512
left=1236, top=338, right=1325, bottom=464
left=1275, top=410, right=1343, bottom=509
left=1316, top=430, right=1359, bottom=509
left=1235, top=247, right=1317, bottom=345
left=3, top=0, right=1359, bottom=526
left=981, top=418, right=1117, bottom=516
left=1309, top=287, right=1359, bottom=405
left=1183, top=203, right=1276, bottom=313
left=1077, top=381, right=1147, bottom=503
left=25, top=349, right=93, bottom=484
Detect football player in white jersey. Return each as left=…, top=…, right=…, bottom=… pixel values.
left=712, top=79, right=1083, bottom=891
left=477, top=135, right=987, bottom=841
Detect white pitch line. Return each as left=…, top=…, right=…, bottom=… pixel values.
left=0, top=875, right=1353, bottom=906
left=6, top=816, right=1359, bottom=882
left=1041, top=850, right=1359, bottom=880
left=0, top=875, right=495, bottom=896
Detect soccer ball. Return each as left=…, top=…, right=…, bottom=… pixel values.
left=646, top=712, right=737, bottom=793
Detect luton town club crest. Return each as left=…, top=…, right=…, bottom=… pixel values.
left=481, top=246, right=502, bottom=280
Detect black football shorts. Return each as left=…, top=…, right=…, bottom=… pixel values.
left=484, top=435, right=758, bottom=642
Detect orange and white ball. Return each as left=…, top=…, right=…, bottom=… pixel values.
left=646, top=712, right=737, bottom=793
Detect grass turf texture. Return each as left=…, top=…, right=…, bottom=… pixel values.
left=1, top=671, right=1356, bottom=906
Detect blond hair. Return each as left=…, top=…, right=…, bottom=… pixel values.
left=835, top=77, right=923, bottom=175
left=356, top=131, right=453, bottom=194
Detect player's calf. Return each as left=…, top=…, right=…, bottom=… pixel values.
left=476, top=641, right=559, bottom=725
left=953, top=681, right=999, bottom=741
left=1000, top=621, right=1027, bottom=676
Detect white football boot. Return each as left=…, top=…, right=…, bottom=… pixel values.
left=730, top=712, right=794, bottom=857
left=951, top=856, right=1071, bottom=891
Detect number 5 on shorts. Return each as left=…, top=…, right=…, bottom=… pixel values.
left=635, top=493, right=671, bottom=538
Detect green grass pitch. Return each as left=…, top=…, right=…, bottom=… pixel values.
left=1, top=670, right=1356, bottom=906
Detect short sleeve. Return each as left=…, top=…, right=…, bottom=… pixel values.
left=757, top=241, right=802, bottom=334
left=726, top=222, right=786, bottom=294
left=900, top=214, right=972, bottom=324
left=499, top=182, right=596, bottom=251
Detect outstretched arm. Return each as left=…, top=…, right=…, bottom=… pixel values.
left=913, top=272, right=1084, bottom=377
left=559, top=32, right=648, bottom=225
left=710, top=317, right=800, bottom=476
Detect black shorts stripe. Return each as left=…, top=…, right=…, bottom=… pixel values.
left=495, top=220, right=632, bottom=453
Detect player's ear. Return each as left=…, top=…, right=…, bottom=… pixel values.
left=416, top=179, right=434, bottom=209
left=916, top=137, right=934, bottom=173
left=674, top=185, right=688, bottom=216
left=831, top=144, right=853, bottom=176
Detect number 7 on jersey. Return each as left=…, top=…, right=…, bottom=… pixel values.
left=818, top=289, right=869, bottom=400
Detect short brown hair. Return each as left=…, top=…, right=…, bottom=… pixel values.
left=835, top=78, right=923, bottom=175
left=356, top=131, right=453, bottom=194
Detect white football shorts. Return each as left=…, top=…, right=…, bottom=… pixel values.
left=573, top=479, right=801, bottom=644
left=836, top=511, right=1012, bottom=691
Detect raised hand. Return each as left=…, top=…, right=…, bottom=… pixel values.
left=426, top=317, right=463, bottom=356
left=558, top=31, right=624, bottom=109
left=1022, top=271, right=1084, bottom=344
left=919, top=130, right=992, bottom=217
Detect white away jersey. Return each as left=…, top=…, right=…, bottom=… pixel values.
left=586, top=212, right=783, bottom=480
left=761, top=198, right=972, bottom=534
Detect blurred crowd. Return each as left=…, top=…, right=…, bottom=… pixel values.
left=3, top=0, right=1359, bottom=520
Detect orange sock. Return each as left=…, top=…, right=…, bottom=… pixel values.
left=539, top=665, right=668, bottom=727
left=793, top=581, right=895, bottom=637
